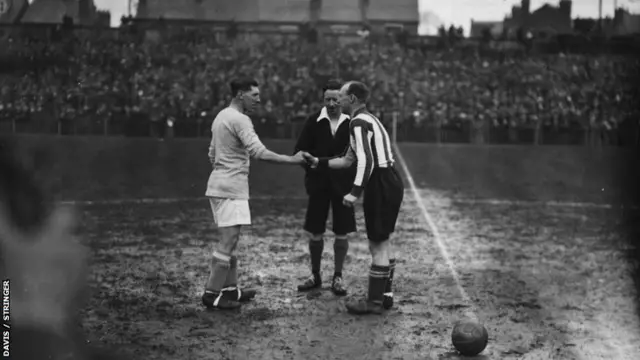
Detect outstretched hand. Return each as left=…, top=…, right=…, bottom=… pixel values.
left=291, top=151, right=306, bottom=165
left=301, top=152, right=319, bottom=168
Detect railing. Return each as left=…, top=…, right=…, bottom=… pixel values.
left=1, top=111, right=636, bottom=147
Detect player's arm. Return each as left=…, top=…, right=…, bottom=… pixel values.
left=345, top=119, right=374, bottom=198
left=236, top=117, right=302, bottom=165
left=208, top=138, right=216, bottom=167
left=315, top=145, right=355, bottom=169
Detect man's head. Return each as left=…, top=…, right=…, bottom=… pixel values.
left=229, top=77, right=260, bottom=114
left=338, top=81, right=370, bottom=115
left=322, top=79, right=342, bottom=118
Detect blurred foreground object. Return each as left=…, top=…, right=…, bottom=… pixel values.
left=0, top=140, right=125, bottom=360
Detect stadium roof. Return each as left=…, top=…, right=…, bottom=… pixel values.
left=257, top=0, right=309, bottom=22
left=320, top=0, right=362, bottom=22
left=143, top=0, right=196, bottom=20
left=141, top=0, right=309, bottom=22
left=367, top=0, right=418, bottom=23
left=21, top=0, right=78, bottom=23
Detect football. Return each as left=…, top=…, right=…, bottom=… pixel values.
left=451, top=320, right=489, bottom=356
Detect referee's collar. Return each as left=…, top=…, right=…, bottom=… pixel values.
left=317, top=107, right=350, bottom=126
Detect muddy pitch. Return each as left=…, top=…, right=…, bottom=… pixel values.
left=78, top=195, right=639, bottom=360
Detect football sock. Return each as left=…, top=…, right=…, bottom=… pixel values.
left=205, top=251, right=231, bottom=294
left=385, top=258, right=396, bottom=295
left=368, top=264, right=390, bottom=304
left=224, top=255, right=238, bottom=288
left=333, top=236, right=349, bottom=278
left=309, top=238, right=324, bottom=277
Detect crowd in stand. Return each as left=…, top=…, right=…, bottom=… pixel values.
left=0, top=25, right=638, bottom=140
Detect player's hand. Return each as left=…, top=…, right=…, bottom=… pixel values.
left=291, top=151, right=306, bottom=165
left=343, top=194, right=357, bottom=207
left=302, top=152, right=318, bottom=169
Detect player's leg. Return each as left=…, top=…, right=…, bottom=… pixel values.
left=381, top=167, right=405, bottom=309
left=330, top=192, right=356, bottom=296
left=345, top=234, right=390, bottom=315
left=220, top=200, right=257, bottom=303
left=345, top=169, right=389, bottom=315
left=203, top=224, right=242, bottom=309
left=202, top=198, right=252, bottom=309
left=298, top=192, right=330, bottom=291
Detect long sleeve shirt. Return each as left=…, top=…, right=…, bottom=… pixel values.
left=206, top=107, right=268, bottom=199
left=347, top=108, right=395, bottom=198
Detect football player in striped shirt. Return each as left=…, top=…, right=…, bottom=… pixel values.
left=303, top=81, right=405, bottom=315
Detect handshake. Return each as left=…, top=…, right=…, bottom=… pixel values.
left=292, top=151, right=319, bottom=168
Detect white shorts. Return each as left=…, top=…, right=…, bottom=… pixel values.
left=208, top=197, right=252, bottom=227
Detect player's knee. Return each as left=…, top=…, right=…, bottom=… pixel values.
left=368, top=239, right=389, bottom=256
left=335, top=234, right=349, bottom=242
left=308, top=232, right=324, bottom=242
left=218, top=226, right=241, bottom=253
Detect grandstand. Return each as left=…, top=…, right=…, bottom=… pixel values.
left=138, top=0, right=196, bottom=20
left=257, top=0, right=309, bottom=23
left=366, top=0, right=419, bottom=25
left=20, top=0, right=77, bottom=23
left=138, top=0, right=308, bottom=23
left=366, top=0, right=419, bottom=33
left=16, top=0, right=104, bottom=26
left=319, top=0, right=362, bottom=23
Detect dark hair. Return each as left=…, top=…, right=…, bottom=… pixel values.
left=322, top=79, right=342, bottom=94
left=345, top=81, right=370, bottom=103
left=229, top=77, right=259, bottom=97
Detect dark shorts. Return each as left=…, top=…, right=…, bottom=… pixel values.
left=304, top=191, right=356, bottom=236
left=363, top=166, right=405, bottom=243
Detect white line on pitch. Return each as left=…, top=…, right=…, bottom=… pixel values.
left=393, top=144, right=478, bottom=321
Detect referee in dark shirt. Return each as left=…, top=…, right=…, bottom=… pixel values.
left=294, top=80, right=356, bottom=296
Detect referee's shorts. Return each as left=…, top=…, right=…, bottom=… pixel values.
left=304, top=190, right=356, bottom=236
left=363, top=165, right=405, bottom=243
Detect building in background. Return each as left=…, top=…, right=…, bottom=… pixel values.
left=134, top=0, right=418, bottom=35
left=503, top=0, right=573, bottom=38
left=468, top=0, right=573, bottom=39
left=469, top=20, right=503, bottom=38
left=612, top=8, right=640, bottom=35
left=366, top=0, right=419, bottom=34
left=19, top=0, right=105, bottom=26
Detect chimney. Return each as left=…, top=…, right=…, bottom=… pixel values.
left=79, top=0, right=91, bottom=25
left=559, top=0, right=572, bottom=19
left=521, top=0, right=530, bottom=15
left=310, top=0, right=321, bottom=24
left=360, top=0, right=369, bottom=24
left=137, top=0, right=148, bottom=18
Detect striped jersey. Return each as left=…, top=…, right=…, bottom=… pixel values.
left=206, top=107, right=268, bottom=199
left=347, top=107, right=395, bottom=198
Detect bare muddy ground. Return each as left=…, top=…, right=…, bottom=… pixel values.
left=77, top=192, right=640, bottom=359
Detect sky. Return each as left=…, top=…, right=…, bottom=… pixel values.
left=88, top=0, right=640, bottom=34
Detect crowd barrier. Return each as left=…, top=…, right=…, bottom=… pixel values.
left=1, top=112, right=637, bottom=147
